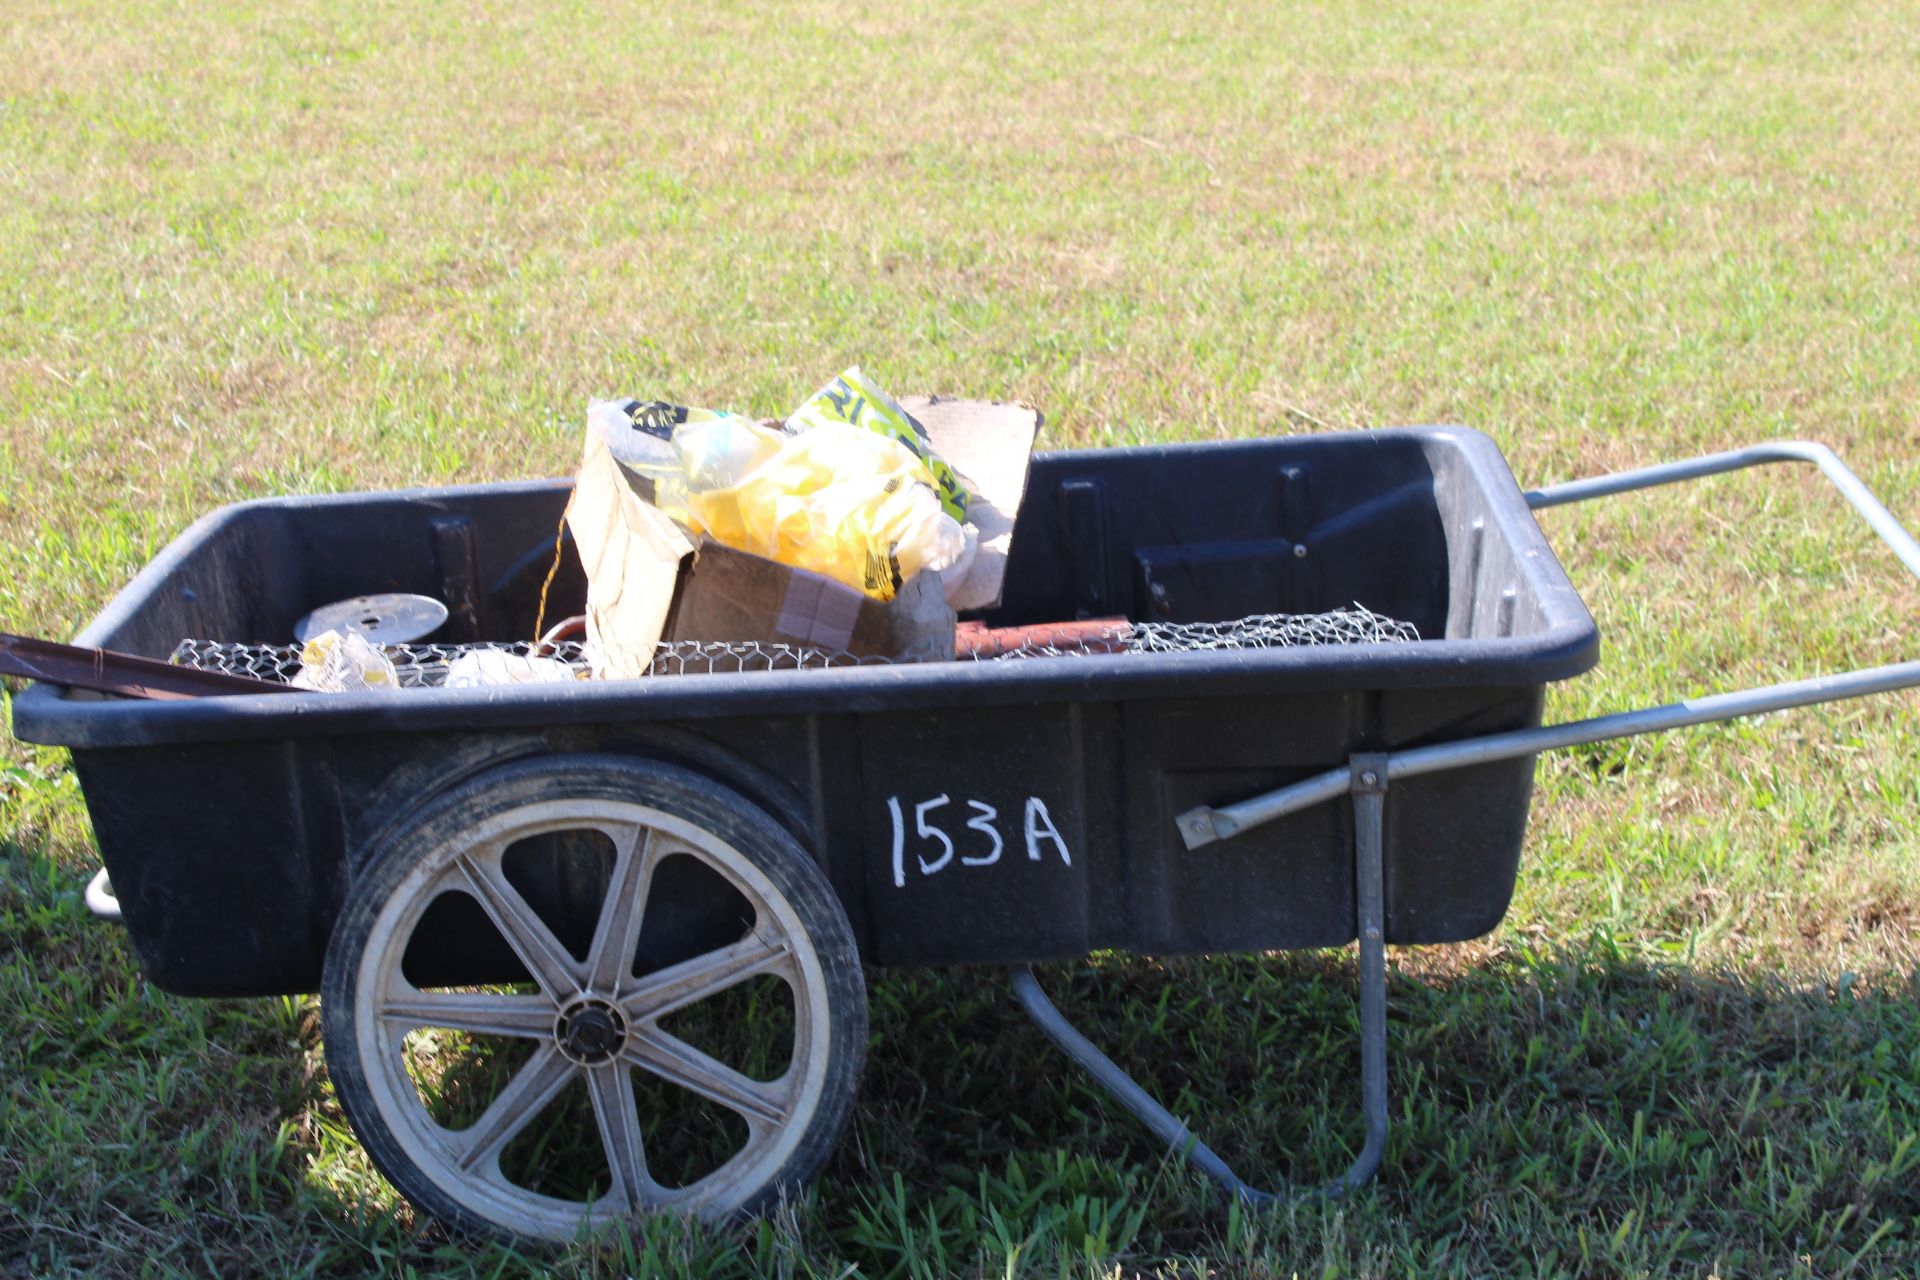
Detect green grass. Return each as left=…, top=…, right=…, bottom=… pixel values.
left=3, top=0, right=1919, bottom=1274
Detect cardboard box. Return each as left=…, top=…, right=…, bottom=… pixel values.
left=655, top=396, right=1038, bottom=667
left=663, top=538, right=955, bottom=663
left=899, top=396, right=1040, bottom=612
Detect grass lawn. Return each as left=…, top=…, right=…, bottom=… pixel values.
left=3, top=1, right=1918, bottom=1275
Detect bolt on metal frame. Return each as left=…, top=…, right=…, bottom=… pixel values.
left=1017, top=440, right=1920, bottom=1204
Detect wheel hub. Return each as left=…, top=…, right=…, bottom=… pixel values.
left=554, top=998, right=628, bottom=1065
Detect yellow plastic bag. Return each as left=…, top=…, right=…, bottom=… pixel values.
left=684, top=423, right=967, bottom=599
left=788, top=366, right=971, bottom=521
left=668, top=415, right=786, bottom=493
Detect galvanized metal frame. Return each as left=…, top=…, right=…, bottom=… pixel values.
left=1178, top=440, right=1920, bottom=852
left=1012, top=754, right=1392, bottom=1204
left=1020, top=440, right=1920, bottom=1206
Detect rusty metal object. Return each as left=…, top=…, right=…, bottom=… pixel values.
left=0, top=632, right=303, bottom=700
left=953, top=617, right=1131, bottom=658
left=535, top=614, right=589, bottom=654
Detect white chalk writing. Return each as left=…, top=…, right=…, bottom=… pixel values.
left=962, top=800, right=1002, bottom=866
left=915, top=795, right=955, bottom=876
left=1023, top=797, right=1070, bottom=866
left=888, top=794, right=1070, bottom=886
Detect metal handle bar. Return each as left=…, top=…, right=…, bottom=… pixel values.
left=1178, top=440, right=1920, bottom=849
left=1023, top=443, right=1915, bottom=1209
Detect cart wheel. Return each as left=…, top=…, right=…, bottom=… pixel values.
left=320, top=754, right=865, bottom=1242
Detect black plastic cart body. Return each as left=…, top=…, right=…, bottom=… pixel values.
left=16, top=426, right=1915, bottom=1241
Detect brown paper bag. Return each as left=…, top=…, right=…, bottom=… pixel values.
left=566, top=431, right=694, bottom=679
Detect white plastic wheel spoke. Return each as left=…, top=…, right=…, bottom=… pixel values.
left=622, top=931, right=794, bottom=1023
left=453, top=851, right=580, bottom=999
left=585, top=1063, right=654, bottom=1209
left=381, top=990, right=554, bottom=1039
left=584, top=828, right=658, bottom=997
left=623, top=1027, right=789, bottom=1128
left=451, top=1043, right=577, bottom=1172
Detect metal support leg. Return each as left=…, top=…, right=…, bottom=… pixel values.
left=1345, top=753, right=1391, bottom=1191
left=1010, top=752, right=1393, bottom=1205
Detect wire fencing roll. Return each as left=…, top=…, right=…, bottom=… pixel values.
left=169, top=604, right=1420, bottom=690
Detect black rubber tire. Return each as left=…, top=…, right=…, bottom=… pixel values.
left=319, top=753, right=866, bottom=1242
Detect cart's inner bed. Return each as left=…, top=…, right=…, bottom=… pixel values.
left=80, top=431, right=1572, bottom=664
left=986, top=432, right=1564, bottom=645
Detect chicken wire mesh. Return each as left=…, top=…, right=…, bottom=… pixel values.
left=168, top=605, right=1420, bottom=690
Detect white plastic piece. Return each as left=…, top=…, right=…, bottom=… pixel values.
left=291, top=629, right=401, bottom=692
left=85, top=866, right=123, bottom=921
left=938, top=523, right=981, bottom=605
left=443, top=650, right=578, bottom=689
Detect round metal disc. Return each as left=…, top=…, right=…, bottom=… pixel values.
left=294, top=593, right=449, bottom=645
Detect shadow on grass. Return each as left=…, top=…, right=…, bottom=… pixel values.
left=5, top=836, right=1918, bottom=1280
left=824, top=944, right=1920, bottom=1276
